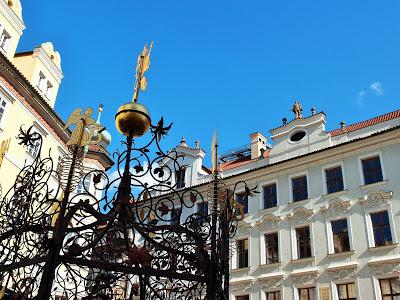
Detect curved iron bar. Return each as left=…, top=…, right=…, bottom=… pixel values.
left=0, top=120, right=257, bottom=300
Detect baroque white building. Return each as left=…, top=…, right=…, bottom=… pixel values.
left=169, top=105, right=400, bottom=300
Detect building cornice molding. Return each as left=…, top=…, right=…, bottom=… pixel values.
left=256, top=213, right=282, bottom=231
left=320, top=198, right=351, bottom=218
left=256, top=274, right=284, bottom=290
left=287, top=207, right=314, bottom=225
left=327, top=262, right=359, bottom=281
left=229, top=278, right=253, bottom=294
left=290, top=269, right=319, bottom=286
left=32, top=47, right=63, bottom=82
left=0, top=1, right=25, bottom=34
left=359, top=189, right=393, bottom=209
left=236, top=221, right=252, bottom=236
left=368, top=257, right=400, bottom=276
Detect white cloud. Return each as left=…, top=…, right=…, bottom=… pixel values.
left=356, top=90, right=366, bottom=106
left=370, top=81, right=383, bottom=96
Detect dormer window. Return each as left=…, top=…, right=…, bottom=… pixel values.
left=290, top=130, right=306, bottom=142
left=0, top=29, right=10, bottom=52
left=37, top=72, right=46, bottom=91
left=45, top=81, right=53, bottom=98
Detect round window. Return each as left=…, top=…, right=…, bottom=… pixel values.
left=290, top=131, right=306, bottom=142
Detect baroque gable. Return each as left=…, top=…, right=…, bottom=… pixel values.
left=229, top=280, right=253, bottom=294
left=328, top=266, right=358, bottom=281
left=257, top=276, right=284, bottom=290
left=236, top=220, right=252, bottom=236
left=290, top=271, right=319, bottom=286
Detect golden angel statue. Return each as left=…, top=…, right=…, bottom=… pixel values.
left=133, top=41, right=154, bottom=102
left=64, top=108, right=102, bottom=147
left=0, top=137, right=10, bottom=169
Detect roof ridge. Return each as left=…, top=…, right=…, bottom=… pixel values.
left=330, top=108, right=400, bottom=136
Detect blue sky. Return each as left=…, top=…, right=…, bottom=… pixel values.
left=19, top=0, right=400, bottom=166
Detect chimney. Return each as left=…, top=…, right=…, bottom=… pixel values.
left=250, top=132, right=268, bottom=160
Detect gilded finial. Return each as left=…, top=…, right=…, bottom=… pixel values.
left=133, top=41, right=154, bottom=102
left=0, top=138, right=10, bottom=169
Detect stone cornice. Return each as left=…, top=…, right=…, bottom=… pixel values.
left=0, top=0, right=25, bottom=34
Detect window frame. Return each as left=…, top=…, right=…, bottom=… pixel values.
left=296, top=286, right=317, bottom=300
left=235, top=238, right=249, bottom=269
left=358, top=152, right=386, bottom=186
left=322, top=161, right=346, bottom=195
left=289, top=172, right=309, bottom=203
left=326, top=215, right=354, bottom=255
left=370, top=211, right=393, bottom=247
left=378, top=277, right=400, bottom=300
left=263, top=231, right=279, bottom=265
left=262, top=181, right=278, bottom=210
left=295, top=226, right=312, bottom=260
left=364, top=206, right=397, bottom=248
left=335, top=282, right=357, bottom=300
left=235, top=190, right=249, bottom=215
left=0, top=29, right=11, bottom=52
left=265, top=290, right=281, bottom=300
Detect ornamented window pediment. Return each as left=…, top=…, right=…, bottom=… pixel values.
left=328, top=265, right=358, bottom=281
left=369, top=261, right=400, bottom=276
left=236, top=221, right=252, bottom=236
left=229, top=280, right=253, bottom=294
left=320, top=198, right=351, bottom=218
left=359, top=190, right=393, bottom=209
left=257, top=276, right=284, bottom=290
left=290, top=271, right=318, bottom=286
left=256, top=214, right=282, bottom=231
left=287, top=207, right=314, bottom=225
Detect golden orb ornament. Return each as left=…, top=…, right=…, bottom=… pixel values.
left=115, top=102, right=151, bottom=137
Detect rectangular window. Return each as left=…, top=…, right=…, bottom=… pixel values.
left=379, top=277, right=400, bottom=299
left=331, top=218, right=350, bottom=253
left=27, top=138, right=41, bottom=158
left=292, top=175, right=308, bottom=202
left=296, top=226, right=311, bottom=259
left=0, top=29, right=10, bottom=51
left=197, top=202, right=208, bottom=224
left=170, top=207, right=181, bottom=225
left=0, top=99, right=6, bottom=123
left=361, top=156, right=383, bottom=185
left=325, top=166, right=344, bottom=194
left=237, top=239, right=249, bottom=268
left=263, top=183, right=277, bottom=209
left=236, top=192, right=248, bottom=214
left=298, top=287, right=316, bottom=300
left=235, top=296, right=249, bottom=300
left=37, top=72, right=46, bottom=91
left=371, top=211, right=392, bottom=247
left=265, top=232, right=279, bottom=264
left=266, top=291, right=281, bottom=300
left=45, top=81, right=53, bottom=98
left=175, top=168, right=186, bottom=189
left=337, top=283, right=356, bottom=300
left=76, top=174, right=91, bottom=194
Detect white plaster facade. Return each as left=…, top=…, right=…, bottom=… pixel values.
left=171, top=108, right=400, bottom=300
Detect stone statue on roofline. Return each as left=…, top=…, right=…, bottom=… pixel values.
left=292, top=101, right=303, bottom=119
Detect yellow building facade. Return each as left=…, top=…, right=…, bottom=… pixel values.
left=0, top=0, right=113, bottom=196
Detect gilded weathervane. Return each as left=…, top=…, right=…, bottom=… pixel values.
left=64, top=108, right=103, bottom=147
left=0, top=138, right=10, bottom=169
left=133, top=41, right=154, bottom=102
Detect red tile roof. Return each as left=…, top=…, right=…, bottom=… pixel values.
left=330, top=109, right=400, bottom=137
